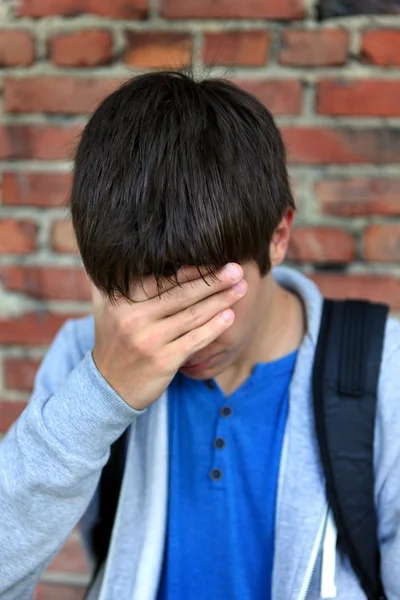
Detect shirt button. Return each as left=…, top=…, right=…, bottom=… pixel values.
left=210, top=468, right=223, bottom=481
left=214, top=437, right=225, bottom=449
left=220, top=406, right=232, bottom=417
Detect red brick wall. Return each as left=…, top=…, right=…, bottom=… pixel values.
left=1, top=0, right=400, bottom=597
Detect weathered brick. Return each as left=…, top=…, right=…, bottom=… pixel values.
left=18, top=0, right=147, bottom=19
left=1, top=266, right=90, bottom=301
left=4, top=358, right=41, bottom=391
left=318, top=80, right=400, bottom=116
left=203, top=31, right=270, bottom=66
left=0, top=31, right=35, bottom=66
left=282, top=127, right=400, bottom=164
left=288, top=227, right=356, bottom=262
left=51, top=220, right=78, bottom=254
left=311, top=273, right=400, bottom=310
left=316, top=179, right=400, bottom=216
left=2, top=172, right=71, bottom=207
left=0, top=313, right=77, bottom=345
left=4, top=77, right=125, bottom=115
left=161, top=0, right=306, bottom=19
left=0, top=125, right=82, bottom=160
left=0, top=220, right=37, bottom=254
left=0, top=401, right=27, bottom=433
left=279, top=29, right=348, bottom=66
left=49, top=30, right=113, bottom=67
left=234, top=79, right=302, bottom=115
left=363, top=225, right=400, bottom=261
left=361, top=29, right=400, bottom=66
left=124, top=32, right=192, bottom=68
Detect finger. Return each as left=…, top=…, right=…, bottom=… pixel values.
left=130, top=265, right=213, bottom=303
left=167, top=307, right=236, bottom=368
left=148, top=263, right=243, bottom=318
left=159, top=278, right=247, bottom=343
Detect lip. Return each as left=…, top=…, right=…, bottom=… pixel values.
left=180, top=355, right=217, bottom=374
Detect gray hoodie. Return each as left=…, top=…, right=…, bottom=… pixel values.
left=1, top=267, right=400, bottom=600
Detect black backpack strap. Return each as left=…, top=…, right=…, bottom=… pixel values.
left=313, top=299, right=389, bottom=600
left=86, top=427, right=129, bottom=592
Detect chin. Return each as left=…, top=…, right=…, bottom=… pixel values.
left=179, top=357, right=225, bottom=380
left=181, top=371, right=211, bottom=381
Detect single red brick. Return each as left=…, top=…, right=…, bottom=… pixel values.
left=0, top=125, right=82, bottom=160
left=161, top=0, right=305, bottom=19
left=203, top=31, right=269, bottom=66
left=4, top=76, right=125, bottom=115
left=49, top=30, right=113, bottom=67
left=279, top=29, right=348, bottom=66
left=288, top=227, right=356, bottom=263
left=363, top=225, right=400, bottom=261
left=1, top=266, right=90, bottom=301
left=282, top=127, right=400, bottom=165
left=234, top=79, right=302, bottom=115
left=311, top=273, right=400, bottom=310
left=2, top=172, right=71, bottom=207
left=361, top=29, right=400, bottom=66
left=51, top=220, right=78, bottom=254
left=0, top=401, right=27, bottom=433
left=0, top=220, right=37, bottom=254
left=318, top=80, right=400, bottom=117
left=124, top=32, right=192, bottom=68
left=0, top=31, right=35, bottom=66
left=46, top=535, right=90, bottom=575
left=4, top=358, right=41, bottom=391
left=316, top=178, right=400, bottom=216
left=18, top=0, right=147, bottom=19
left=0, top=313, right=78, bottom=345
left=33, top=583, right=87, bottom=600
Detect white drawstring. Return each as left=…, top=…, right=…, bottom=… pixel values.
left=320, top=509, right=338, bottom=599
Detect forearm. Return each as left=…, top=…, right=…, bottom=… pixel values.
left=0, top=352, right=138, bottom=598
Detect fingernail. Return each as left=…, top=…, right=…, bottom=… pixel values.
left=232, top=280, right=247, bottom=295
left=224, top=263, right=241, bottom=282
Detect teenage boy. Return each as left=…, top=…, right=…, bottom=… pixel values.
left=1, top=72, right=399, bottom=600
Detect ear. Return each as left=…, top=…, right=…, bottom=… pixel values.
left=270, top=208, right=295, bottom=268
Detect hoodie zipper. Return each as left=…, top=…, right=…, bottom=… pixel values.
left=297, top=505, right=329, bottom=600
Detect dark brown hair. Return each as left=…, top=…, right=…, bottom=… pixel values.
left=71, top=71, right=295, bottom=300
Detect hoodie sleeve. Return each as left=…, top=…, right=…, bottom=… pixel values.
left=0, top=319, right=140, bottom=600
left=375, top=317, right=400, bottom=600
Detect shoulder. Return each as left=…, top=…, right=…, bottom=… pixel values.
left=47, top=314, right=95, bottom=365
left=32, top=315, right=95, bottom=397
left=65, top=314, right=95, bottom=358
left=382, top=315, right=400, bottom=360
left=378, top=315, right=400, bottom=409
left=375, top=315, right=400, bottom=487
left=375, top=316, right=400, bottom=567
